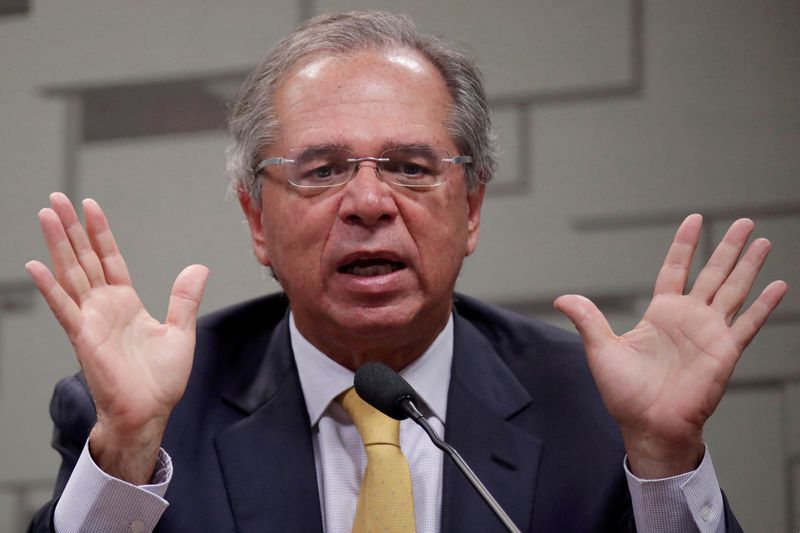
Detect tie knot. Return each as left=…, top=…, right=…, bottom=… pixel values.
left=338, top=387, right=400, bottom=447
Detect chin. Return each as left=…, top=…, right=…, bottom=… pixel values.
left=336, top=304, right=419, bottom=333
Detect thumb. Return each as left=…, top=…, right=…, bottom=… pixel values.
left=166, top=264, right=210, bottom=331
left=553, top=294, right=615, bottom=355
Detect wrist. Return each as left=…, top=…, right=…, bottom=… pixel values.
left=622, top=431, right=705, bottom=479
left=89, top=418, right=167, bottom=485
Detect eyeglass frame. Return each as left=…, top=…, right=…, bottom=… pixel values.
left=253, top=146, right=473, bottom=192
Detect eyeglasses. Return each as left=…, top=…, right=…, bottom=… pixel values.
left=254, top=146, right=472, bottom=194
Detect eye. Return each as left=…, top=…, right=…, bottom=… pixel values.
left=302, top=164, right=343, bottom=180
left=295, top=160, right=350, bottom=186
left=313, top=165, right=335, bottom=179
left=384, top=159, right=432, bottom=178
left=399, top=162, right=424, bottom=176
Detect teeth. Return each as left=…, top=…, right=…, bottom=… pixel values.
left=348, top=263, right=395, bottom=276
left=341, top=260, right=405, bottom=276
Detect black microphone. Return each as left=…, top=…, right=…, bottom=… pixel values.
left=354, top=362, right=522, bottom=533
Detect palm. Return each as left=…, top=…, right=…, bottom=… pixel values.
left=592, top=294, right=735, bottom=441
left=555, top=215, right=787, bottom=475
left=74, top=285, right=194, bottom=430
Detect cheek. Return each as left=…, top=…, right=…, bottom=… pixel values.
left=435, top=189, right=472, bottom=246
left=262, top=197, right=336, bottom=278
left=405, top=197, right=471, bottom=279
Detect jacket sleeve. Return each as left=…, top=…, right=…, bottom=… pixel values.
left=27, top=374, right=97, bottom=533
left=722, top=491, right=743, bottom=533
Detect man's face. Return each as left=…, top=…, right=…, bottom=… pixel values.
left=240, top=49, right=484, bottom=366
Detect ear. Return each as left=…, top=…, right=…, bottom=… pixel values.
left=465, top=185, right=485, bottom=257
left=238, top=186, right=272, bottom=267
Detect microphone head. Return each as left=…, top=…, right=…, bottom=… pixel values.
left=354, top=362, right=418, bottom=420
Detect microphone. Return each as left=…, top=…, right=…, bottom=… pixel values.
left=354, top=362, right=522, bottom=533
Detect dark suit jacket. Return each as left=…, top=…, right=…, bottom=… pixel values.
left=30, top=293, right=741, bottom=532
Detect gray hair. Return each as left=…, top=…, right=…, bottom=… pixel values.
left=226, top=11, right=496, bottom=205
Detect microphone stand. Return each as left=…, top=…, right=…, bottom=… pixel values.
left=400, top=398, right=522, bottom=533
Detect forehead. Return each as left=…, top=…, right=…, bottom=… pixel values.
left=272, top=49, right=455, bottom=152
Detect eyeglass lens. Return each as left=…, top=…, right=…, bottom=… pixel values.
left=288, top=147, right=451, bottom=189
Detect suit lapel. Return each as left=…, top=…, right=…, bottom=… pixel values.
left=214, top=313, right=323, bottom=533
left=441, top=312, right=542, bottom=533
left=206, top=302, right=542, bottom=532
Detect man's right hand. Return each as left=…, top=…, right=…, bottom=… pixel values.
left=25, top=192, right=209, bottom=485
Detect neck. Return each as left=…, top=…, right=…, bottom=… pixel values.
left=292, top=308, right=451, bottom=372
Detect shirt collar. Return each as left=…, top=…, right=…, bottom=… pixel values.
left=290, top=311, right=454, bottom=427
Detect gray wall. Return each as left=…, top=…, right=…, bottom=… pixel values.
left=1, top=1, right=798, bottom=531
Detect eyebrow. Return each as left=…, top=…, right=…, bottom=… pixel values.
left=293, top=143, right=349, bottom=161
left=380, top=140, right=439, bottom=154
left=290, top=139, right=440, bottom=160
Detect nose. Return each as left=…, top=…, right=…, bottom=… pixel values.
left=338, top=162, right=399, bottom=227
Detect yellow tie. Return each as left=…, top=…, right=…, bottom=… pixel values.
left=339, top=387, right=417, bottom=533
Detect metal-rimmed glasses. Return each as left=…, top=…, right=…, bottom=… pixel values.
left=254, top=145, right=472, bottom=194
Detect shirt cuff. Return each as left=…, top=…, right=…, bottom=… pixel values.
left=54, top=439, right=172, bottom=533
left=625, top=445, right=725, bottom=533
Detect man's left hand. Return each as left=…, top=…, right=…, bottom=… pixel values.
left=555, top=214, right=788, bottom=478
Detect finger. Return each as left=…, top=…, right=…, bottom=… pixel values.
left=652, top=214, right=703, bottom=296
left=730, top=280, right=788, bottom=350
left=25, top=260, right=83, bottom=338
left=38, top=207, right=92, bottom=303
left=49, top=192, right=107, bottom=288
left=83, top=198, right=133, bottom=286
left=711, top=237, right=771, bottom=321
left=554, top=294, right=615, bottom=356
left=166, top=265, right=210, bottom=331
left=689, top=218, right=754, bottom=303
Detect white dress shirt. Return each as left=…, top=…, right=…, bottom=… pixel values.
left=291, top=312, right=452, bottom=533
left=54, top=310, right=726, bottom=533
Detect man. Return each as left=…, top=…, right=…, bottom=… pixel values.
left=27, top=11, right=786, bottom=533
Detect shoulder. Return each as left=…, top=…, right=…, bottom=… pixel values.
left=49, top=373, right=95, bottom=441
left=197, top=292, right=290, bottom=334
left=453, top=292, right=584, bottom=357
left=453, top=293, right=604, bottom=413
left=194, top=292, right=290, bottom=361
left=188, top=292, right=290, bottom=385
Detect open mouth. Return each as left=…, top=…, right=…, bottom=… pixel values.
left=337, top=258, right=407, bottom=277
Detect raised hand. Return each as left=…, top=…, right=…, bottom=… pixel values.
left=25, top=193, right=209, bottom=484
left=554, top=214, right=787, bottom=478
